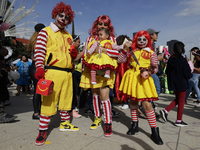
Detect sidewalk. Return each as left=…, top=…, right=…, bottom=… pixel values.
left=0, top=84, right=200, bottom=150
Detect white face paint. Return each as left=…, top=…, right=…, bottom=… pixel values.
left=137, top=35, right=148, bottom=48
left=55, top=12, right=69, bottom=29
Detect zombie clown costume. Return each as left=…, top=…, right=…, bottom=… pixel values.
left=80, top=15, right=121, bottom=137
left=34, top=2, right=78, bottom=146
left=118, top=30, right=163, bottom=145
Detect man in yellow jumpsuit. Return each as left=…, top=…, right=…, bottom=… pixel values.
left=34, top=2, right=78, bottom=146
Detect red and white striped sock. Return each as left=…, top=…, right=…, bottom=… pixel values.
left=130, top=104, right=138, bottom=122
left=145, top=109, right=157, bottom=128
left=102, top=99, right=112, bottom=124
left=93, top=95, right=101, bottom=117
left=39, top=115, right=51, bottom=130
left=91, top=70, right=96, bottom=83
left=59, top=110, right=70, bottom=122
left=104, top=70, right=110, bottom=78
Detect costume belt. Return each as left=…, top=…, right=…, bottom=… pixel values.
left=45, top=66, right=72, bottom=72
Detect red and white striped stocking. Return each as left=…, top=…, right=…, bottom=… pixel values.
left=102, top=99, right=112, bottom=124
left=93, top=95, right=101, bottom=117
left=145, top=109, right=157, bottom=128
left=39, top=115, right=51, bottom=130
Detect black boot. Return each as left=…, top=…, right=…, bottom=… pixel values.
left=126, top=121, right=139, bottom=135
left=151, top=127, right=163, bottom=145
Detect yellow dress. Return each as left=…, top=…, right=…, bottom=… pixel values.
left=119, top=49, right=158, bottom=102
left=80, top=38, right=116, bottom=89
left=83, top=39, right=118, bottom=71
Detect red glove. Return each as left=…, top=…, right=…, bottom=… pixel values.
left=35, top=68, right=45, bottom=80
left=69, top=45, right=78, bottom=59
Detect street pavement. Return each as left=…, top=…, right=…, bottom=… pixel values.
left=0, top=84, right=200, bottom=150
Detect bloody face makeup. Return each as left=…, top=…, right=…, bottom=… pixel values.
left=55, top=12, right=69, bottom=29
left=137, top=35, right=148, bottom=48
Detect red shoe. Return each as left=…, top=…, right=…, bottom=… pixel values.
left=35, top=130, right=47, bottom=146
left=104, top=123, right=112, bottom=137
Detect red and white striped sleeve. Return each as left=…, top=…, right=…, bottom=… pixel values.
left=151, top=52, right=158, bottom=74
left=117, top=50, right=128, bottom=63
left=106, top=49, right=119, bottom=57
left=83, top=37, right=90, bottom=55
left=34, top=29, right=48, bottom=70
left=106, top=36, right=119, bottom=57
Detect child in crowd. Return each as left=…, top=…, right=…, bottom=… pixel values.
left=83, top=28, right=123, bottom=85
left=118, top=30, right=163, bottom=145
left=160, top=41, right=193, bottom=127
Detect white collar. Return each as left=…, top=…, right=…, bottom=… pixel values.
left=135, top=47, right=151, bottom=52
left=50, top=22, right=67, bottom=33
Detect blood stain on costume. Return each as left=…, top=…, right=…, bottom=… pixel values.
left=45, top=141, right=51, bottom=144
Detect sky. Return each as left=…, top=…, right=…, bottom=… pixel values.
left=13, top=0, right=200, bottom=56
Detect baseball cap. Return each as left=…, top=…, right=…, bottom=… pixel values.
left=146, top=28, right=160, bottom=35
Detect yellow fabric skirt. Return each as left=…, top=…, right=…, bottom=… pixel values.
left=83, top=53, right=118, bottom=71
left=119, top=68, right=158, bottom=102
left=79, top=66, right=115, bottom=89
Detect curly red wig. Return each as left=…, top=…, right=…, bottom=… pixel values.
left=89, top=15, right=115, bottom=37
left=52, top=1, right=75, bottom=25
left=131, top=30, right=153, bottom=50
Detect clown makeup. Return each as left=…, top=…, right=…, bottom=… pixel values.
left=137, top=35, right=148, bottom=48
left=97, top=21, right=108, bottom=30
left=55, top=12, right=69, bottom=29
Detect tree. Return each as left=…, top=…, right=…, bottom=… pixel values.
left=72, top=20, right=75, bottom=37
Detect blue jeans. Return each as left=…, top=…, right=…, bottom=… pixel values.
left=151, top=74, right=161, bottom=96
left=185, top=73, right=200, bottom=100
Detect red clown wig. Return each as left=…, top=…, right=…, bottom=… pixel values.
left=52, top=1, right=75, bottom=25
left=89, top=15, right=115, bottom=37
left=131, top=30, right=153, bottom=51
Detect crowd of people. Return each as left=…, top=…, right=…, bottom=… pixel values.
left=0, top=1, right=200, bottom=147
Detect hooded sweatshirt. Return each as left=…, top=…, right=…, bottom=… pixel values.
left=166, top=54, right=192, bottom=91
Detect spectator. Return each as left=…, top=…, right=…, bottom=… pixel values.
left=70, top=34, right=82, bottom=118
left=160, top=41, right=193, bottom=127
left=0, top=45, right=17, bottom=123
left=185, top=48, right=200, bottom=107
left=15, top=54, right=32, bottom=96
left=27, top=23, right=45, bottom=120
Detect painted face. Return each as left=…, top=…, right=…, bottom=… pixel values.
left=98, top=30, right=109, bottom=41
left=137, top=35, right=148, bottom=48
left=97, top=21, right=109, bottom=30
left=55, top=12, right=69, bottom=29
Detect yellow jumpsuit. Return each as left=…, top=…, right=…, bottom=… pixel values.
left=119, top=49, right=158, bottom=102
left=41, top=27, right=73, bottom=116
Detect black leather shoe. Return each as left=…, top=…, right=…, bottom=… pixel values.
left=127, top=121, right=139, bottom=135
left=151, top=127, right=163, bottom=145
left=32, top=113, right=40, bottom=120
